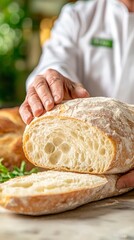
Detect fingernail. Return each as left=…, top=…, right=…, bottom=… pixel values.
left=45, top=100, right=53, bottom=110
left=82, top=89, right=90, bottom=97
left=34, top=108, right=44, bottom=117
left=26, top=115, right=33, bottom=124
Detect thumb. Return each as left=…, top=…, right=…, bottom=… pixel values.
left=116, top=170, right=134, bottom=189
left=71, top=84, right=90, bottom=99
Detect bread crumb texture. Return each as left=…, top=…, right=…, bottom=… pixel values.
left=23, top=97, right=134, bottom=174
left=0, top=171, right=107, bottom=196
left=0, top=171, right=124, bottom=215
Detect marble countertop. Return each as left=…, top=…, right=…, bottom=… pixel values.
left=0, top=190, right=134, bottom=240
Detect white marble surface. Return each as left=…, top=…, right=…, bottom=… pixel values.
left=0, top=190, right=134, bottom=240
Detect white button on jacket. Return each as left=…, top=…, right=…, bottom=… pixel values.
left=27, top=0, right=134, bottom=104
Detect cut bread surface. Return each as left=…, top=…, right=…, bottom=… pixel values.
left=0, top=98, right=134, bottom=216
left=0, top=171, right=130, bottom=215
left=0, top=171, right=107, bottom=197
left=23, top=97, right=134, bottom=174
left=0, top=171, right=112, bottom=215
left=24, top=117, right=114, bottom=174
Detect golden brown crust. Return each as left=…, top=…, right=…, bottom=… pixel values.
left=0, top=190, right=99, bottom=215
left=0, top=174, right=130, bottom=216
left=0, top=107, right=34, bottom=170
left=0, top=99, right=133, bottom=216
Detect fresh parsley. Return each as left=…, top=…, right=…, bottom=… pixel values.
left=0, top=158, right=38, bottom=183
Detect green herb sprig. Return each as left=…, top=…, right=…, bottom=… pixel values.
left=0, top=158, right=38, bottom=183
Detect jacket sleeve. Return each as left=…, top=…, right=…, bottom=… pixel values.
left=26, top=4, right=80, bottom=89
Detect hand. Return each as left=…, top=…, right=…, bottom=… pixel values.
left=19, top=69, right=90, bottom=124
left=116, top=170, right=134, bottom=189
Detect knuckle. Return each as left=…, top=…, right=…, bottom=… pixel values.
left=45, top=69, right=62, bottom=86
left=27, top=89, right=34, bottom=98
left=45, top=68, right=57, bottom=76
left=34, top=76, right=45, bottom=89
left=27, top=90, right=37, bottom=102
left=48, top=76, right=61, bottom=86
left=19, top=101, right=30, bottom=120
left=19, top=99, right=27, bottom=111
left=41, top=93, right=50, bottom=102
left=31, top=102, right=39, bottom=109
left=35, top=74, right=44, bottom=79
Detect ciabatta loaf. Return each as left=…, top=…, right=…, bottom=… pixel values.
left=0, top=107, right=34, bottom=170
left=23, top=97, right=134, bottom=174
left=0, top=171, right=128, bottom=215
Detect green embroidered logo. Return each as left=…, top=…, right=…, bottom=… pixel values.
left=90, top=37, right=113, bottom=48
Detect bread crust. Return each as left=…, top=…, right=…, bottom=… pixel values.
left=23, top=97, right=134, bottom=174
left=0, top=107, right=34, bottom=170
left=0, top=99, right=133, bottom=216
left=0, top=173, right=129, bottom=216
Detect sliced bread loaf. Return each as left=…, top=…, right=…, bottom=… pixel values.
left=23, top=97, right=134, bottom=174
left=0, top=170, right=127, bottom=215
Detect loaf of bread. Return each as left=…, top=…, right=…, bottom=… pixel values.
left=0, top=107, right=34, bottom=170
left=0, top=97, right=133, bottom=216
left=23, top=97, right=134, bottom=174
left=0, top=170, right=129, bottom=215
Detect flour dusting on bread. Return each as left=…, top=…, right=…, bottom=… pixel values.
left=0, top=171, right=129, bottom=215
left=23, top=97, right=134, bottom=174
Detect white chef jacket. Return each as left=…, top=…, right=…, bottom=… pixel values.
left=27, top=0, right=134, bottom=104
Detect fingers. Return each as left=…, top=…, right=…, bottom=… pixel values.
left=116, top=170, right=134, bottom=189
left=44, top=69, right=64, bottom=104
left=63, top=79, right=90, bottom=100
left=19, top=69, right=90, bottom=124
left=71, top=83, right=90, bottom=99
left=33, top=75, right=54, bottom=111
left=33, top=70, right=64, bottom=109
left=19, top=70, right=65, bottom=124
left=19, top=99, right=34, bottom=124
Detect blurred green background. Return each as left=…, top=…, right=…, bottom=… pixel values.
left=0, top=0, right=76, bottom=107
